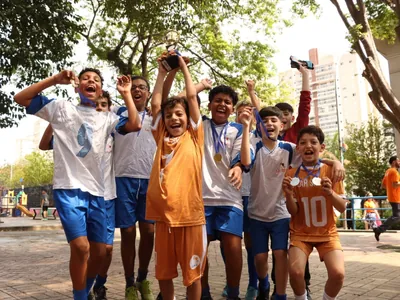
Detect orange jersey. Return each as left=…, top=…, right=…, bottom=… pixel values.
left=146, top=115, right=205, bottom=227
left=364, top=199, right=376, bottom=213
left=286, top=163, right=345, bottom=242
left=382, top=168, right=400, bottom=203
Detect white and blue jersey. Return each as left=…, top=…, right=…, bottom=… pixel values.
left=248, top=135, right=300, bottom=222
left=26, top=94, right=127, bottom=197
left=202, top=117, right=244, bottom=210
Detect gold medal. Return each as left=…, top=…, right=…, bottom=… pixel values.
left=214, top=153, right=222, bottom=162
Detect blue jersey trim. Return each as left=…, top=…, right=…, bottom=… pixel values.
left=26, top=94, right=53, bottom=115
left=115, top=116, right=129, bottom=135
left=278, top=142, right=293, bottom=165
left=116, top=106, right=127, bottom=116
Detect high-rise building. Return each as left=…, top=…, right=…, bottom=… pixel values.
left=279, top=48, right=381, bottom=138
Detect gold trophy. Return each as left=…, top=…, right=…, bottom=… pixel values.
left=161, top=30, right=181, bottom=71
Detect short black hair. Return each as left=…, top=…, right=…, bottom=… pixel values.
left=41, top=188, right=47, bottom=193
left=275, top=102, right=294, bottom=114
left=78, top=68, right=104, bottom=85
left=259, top=106, right=282, bottom=120
left=101, top=90, right=112, bottom=108
left=389, top=155, right=398, bottom=164
left=161, top=97, right=189, bottom=119
left=131, top=75, right=150, bottom=91
left=297, top=125, right=325, bottom=144
left=209, top=85, right=238, bottom=106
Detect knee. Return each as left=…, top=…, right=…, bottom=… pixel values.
left=105, top=245, right=113, bottom=257
left=328, top=269, right=345, bottom=284
left=121, top=226, right=136, bottom=238
left=273, top=250, right=288, bottom=262
left=70, top=240, right=90, bottom=258
left=289, top=267, right=304, bottom=281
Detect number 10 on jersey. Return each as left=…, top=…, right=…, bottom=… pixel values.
left=300, top=196, right=327, bottom=227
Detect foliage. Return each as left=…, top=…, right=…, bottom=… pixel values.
left=79, top=0, right=285, bottom=101
left=0, top=0, right=84, bottom=128
left=0, top=152, right=53, bottom=188
left=343, top=116, right=395, bottom=196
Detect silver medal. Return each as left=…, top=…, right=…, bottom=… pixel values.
left=290, top=177, right=300, bottom=186
left=312, top=177, right=321, bottom=186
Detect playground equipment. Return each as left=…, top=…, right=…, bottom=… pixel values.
left=15, top=203, right=34, bottom=217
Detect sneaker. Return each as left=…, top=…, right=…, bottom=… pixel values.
left=125, top=286, right=139, bottom=300
left=245, top=286, right=258, bottom=300
left=156, top=292, right=163, bottom=300
left=42, top=218, right=48, bottom=221
left=306, top=286, right=312, bottom=300
left=136, top=280, right=154, bottom=300
left=222, top=285, right=228, bottom=297
left=256, top=288, right=270, bottom=300
left=373, top=228, right=381, bottom=242
left=94, top=285, right=108, bottom=300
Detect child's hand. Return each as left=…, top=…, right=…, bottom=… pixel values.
left=201, top=78, right=213, bottom=90
left=321, top=177, right=333, bottom=196
left=53, top=70, right=76, bottom=85
left=117, top=75, right=132, bottom=95
left=282, top=176, right=294, bottom=195
left=228, top=165, right=242, bottom=190
left=298, top=63, right=309, bottom=75
left=238, top=107, right=253, bottom=128
left=157, top=58, right=168, bottom=76
left=245, top=79, right=255, bottom=92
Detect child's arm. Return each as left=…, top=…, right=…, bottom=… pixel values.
left=283, top=175, right=298, bottom=215
left=14, top=70, right=76, bottom=107
left=151, top=61, right=169, bottom=125
left=116, top=75, right=142, bottom=132
left=239, top=108, right=253, bottom=168
left=245, top=80, right=261, bottom=111
left=178, top=56, right=200, bottom=123
left=162, top=68, right=179, bottom=102
left=39, top=124, right=54, bottom=150
left=320, top=159, right=345, bottom=183
left=321, top=177, right=347, bottom=213
left=291, top=65, right=311, bottom=133
left=177, top=78, right=212, bottom=98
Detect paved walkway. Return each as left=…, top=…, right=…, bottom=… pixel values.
left=0, top=217, right=399, bottom=299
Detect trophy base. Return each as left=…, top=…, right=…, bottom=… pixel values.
left=161, top=55, right=180, bottom=71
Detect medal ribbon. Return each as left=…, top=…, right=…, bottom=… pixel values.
left=210, top=121, right=228, bottom=155
left=78, top=91, right=96, bottom=108
left=300, top=160, right=321, bottom=181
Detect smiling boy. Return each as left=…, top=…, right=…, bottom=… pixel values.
left=14, top=68, right=141, bottom=300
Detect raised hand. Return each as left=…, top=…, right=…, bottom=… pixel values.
left=238, top=107, right=253, bottom=128
left=201, top=78, right=213, bottom=90
left=245, top=79, right=255, bottom=92
left=117, top=75, right=132, bottom=95
left=282, top=176, right=294, bottom=195
left=53, top=70, right=76, bottom=85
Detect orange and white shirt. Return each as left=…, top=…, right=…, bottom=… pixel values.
left=146, top=113, right=205, bottom=227
left=364, top=199, right=376, bottom=213
left=382, top=167, right=400, bottom=203
left=286, top=163, right=345, bottom=243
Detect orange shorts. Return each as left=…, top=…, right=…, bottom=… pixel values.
left=155, top=222, right=207, bottom=286
left=290, top=240, right=342, bottom=261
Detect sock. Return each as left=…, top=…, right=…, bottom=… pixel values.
left=86, top=277, right=95, bottom=295
left=202, top=286, right=211, bottom=297
left=220, top=243, right=226, bottom=263
left=126, top=274, right=135, bottom=288
left=246, top=247, right=258, bottom=289
left=275, top=294, right=287, bottom=300
left=94, top=275, right=107, bottom=289
left=323, top=291, right=336, bottom=300
left=73, top=289, right=87, bottom=300
left=258, top=275, right=270, bottom=292
left=137, top=269, right=148, bottom=282
left=227, top=286, right=239, bottom=298
left=294, top=292, right=307, bottom=300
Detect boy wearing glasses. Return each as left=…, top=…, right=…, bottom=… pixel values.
left=113, top=76, right=157, bottom=300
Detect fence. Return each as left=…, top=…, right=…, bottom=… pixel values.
left=340, top=196, right=391, bottom=230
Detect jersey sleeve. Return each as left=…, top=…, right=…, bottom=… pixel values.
left=230, top=127, right=243, bottom=168
left=291, top=91, right=311, bottom=133
left=151, top=112, right=165, bottom=142
left=388, top=169, right=398, bottom=185
left=333, top=180, right=345, bottom=197
left=189, top=117, right=204, bottom=147
left=26, top=94, right=60, bottom=124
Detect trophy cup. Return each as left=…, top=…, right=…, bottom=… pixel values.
left=161, top=30, right=181, bottom=71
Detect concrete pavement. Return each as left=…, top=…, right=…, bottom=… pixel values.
left=0, top=217, right=399, bottom=299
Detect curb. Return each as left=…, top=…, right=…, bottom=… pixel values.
left=0, top=224, right=63, bottom=232
left=337, top=229, right=397, bottom=233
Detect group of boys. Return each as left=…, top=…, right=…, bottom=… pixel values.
left=14, top=54, right=347, bottom=300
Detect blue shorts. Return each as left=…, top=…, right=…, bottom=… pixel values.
left=205, top=206, right=243, bottom=239
left=242, top=196, right=250, bottom=233
left=105, top=199, right=116, bottom=245
left=250, top=218, right=290, bottom=255
left=115, top=177, right=154, bottom=228
left=53, top=189, right=106, bottom=244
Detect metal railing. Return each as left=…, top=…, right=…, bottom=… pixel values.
left=339, top=196, right=391, bottom=230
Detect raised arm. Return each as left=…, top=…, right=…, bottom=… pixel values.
left=162, top=68, right=179, bottom=102
left=177, top=78, right=212, bottom=98
left=14, top=70, right=76, bottom=107
left=39, top=124, right=54, bottom=150
left=151, top=61, right=168, bottom=124
left=116, top=75, right=141, bottom=132
left=239, top=107, right=253, bottom=168
left=245, top=80, right=261, bottom=111
left=178, top=56, right=200, bottom=123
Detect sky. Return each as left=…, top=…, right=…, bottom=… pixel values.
left=0, top=1, right=358, bottom=165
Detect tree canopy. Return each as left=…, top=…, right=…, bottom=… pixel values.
left=0, top=0, right=84, bottom=128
